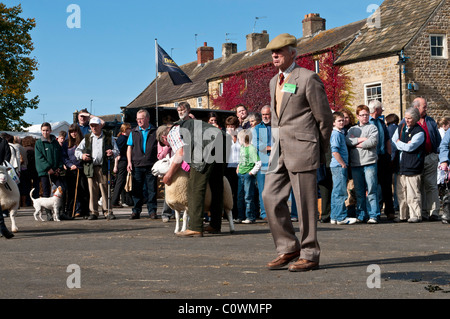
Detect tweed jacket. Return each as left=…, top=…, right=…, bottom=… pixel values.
left=268, top=65, right=333, bottom=173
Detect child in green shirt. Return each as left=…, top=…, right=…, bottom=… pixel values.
left=236, top=129, right=261, bottom=224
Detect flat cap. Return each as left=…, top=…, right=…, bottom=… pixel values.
left=266, top=33, right=297, bottom=50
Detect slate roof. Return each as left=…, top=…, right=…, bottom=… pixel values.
left=297, top=19, right=366, bottom=57
left=335, top=0, right=445, bottom=64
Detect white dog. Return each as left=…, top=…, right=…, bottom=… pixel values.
left=30, top=186, right=64, bottom=222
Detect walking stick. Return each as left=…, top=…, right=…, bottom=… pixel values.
left=107, top=157, right=111, bottom=217
left=72, top=168, right=80, bottom=218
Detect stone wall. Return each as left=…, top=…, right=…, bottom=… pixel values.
left=342, top=55, right=403, bottom=117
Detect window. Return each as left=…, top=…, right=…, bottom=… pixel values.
left=218, top=82, right=223, bottom=96
left=197, top=97, right=203, bottom=108
left=430, top=34, right=447, bottom=58
left=174, top=102, right=179, bottom=108
left=364, top=82, right=382, bottom=105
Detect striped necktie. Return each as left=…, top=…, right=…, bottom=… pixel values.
left=279, top=73, right=285, bottom=86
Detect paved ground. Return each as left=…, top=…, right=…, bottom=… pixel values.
left=1, top=202, right=449, bottom=302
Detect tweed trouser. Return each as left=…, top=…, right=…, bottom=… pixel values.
left=187, top=162, right=224, bottom=232
left=87, top=166, right=108, bottom=215
left=262, top=153, right=320, bottom=263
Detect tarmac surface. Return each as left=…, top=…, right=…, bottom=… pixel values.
left=1, top=201, right=449, bottom=302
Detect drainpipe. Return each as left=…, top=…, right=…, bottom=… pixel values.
left=396, top=50, right=409, bottom=119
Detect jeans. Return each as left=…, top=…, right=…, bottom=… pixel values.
left=421, top=153, right=440, bottom=217
left=66, top=168, right=89, bottom=216
left=237, top=172, right=257, bottom=221
left=318, top=167, right=332, bottom=221
left=161, top=200, right=174, bottom=218
left=255, top=169, right=267, bottom=219
left=351, top=163, right=380, bottom=221
left=377, top=153, right=394, bottom=215
left=131, top=166, right=157, bottom=215
left=40, top=174, right=64, bottom=197
left=330, top=166, right=348, bottom=221
left=392, top=173, right=399, bottom=210
left=111, top=160, right=127, bottom=205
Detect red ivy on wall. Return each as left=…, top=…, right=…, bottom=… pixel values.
left=212, top=63, right=277, bottom=112
left=212, top=46, right=351, bottom=112
left=319, top=51, right=353, bottom=112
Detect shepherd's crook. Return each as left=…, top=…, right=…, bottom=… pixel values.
left=72, top=168, right=79, bottom=218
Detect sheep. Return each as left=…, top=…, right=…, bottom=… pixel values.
left=0, top=165, right=20, bottom=234
left=151, top=156, right=235, bottom=234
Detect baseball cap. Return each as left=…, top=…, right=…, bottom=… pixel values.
left=89, top=117, right=102, bottom=125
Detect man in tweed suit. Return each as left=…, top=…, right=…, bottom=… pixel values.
left=262, top=33, right=333, bottom=272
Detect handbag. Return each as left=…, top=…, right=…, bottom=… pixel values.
left=3, top=161, right=20, bottom=184
left=124, top=171, right=132, bottom=192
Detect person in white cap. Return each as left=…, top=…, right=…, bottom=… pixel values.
left=77, top=108, right=105, bottom=137
left=75, top=117, right=119, bottom=220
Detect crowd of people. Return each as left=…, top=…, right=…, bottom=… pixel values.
left=202, top=98, right=450, bottom=227
left=0, top=97, right=449, bottom=234
left=2, top=31, right=447, bottom=276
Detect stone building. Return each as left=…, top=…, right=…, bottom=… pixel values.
left=124, top=0, right=449, bottom=123
left=335, top=0, right=449, bottom=119
left=207, top=16, right=366, bottom=112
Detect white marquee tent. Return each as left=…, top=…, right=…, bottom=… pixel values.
left=2, top=121, right=71, bottom=139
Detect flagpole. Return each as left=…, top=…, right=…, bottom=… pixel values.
left=155, top=38, right=159, bottom=127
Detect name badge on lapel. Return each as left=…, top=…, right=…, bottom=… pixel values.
left=281, top=83, right=297, bottom=94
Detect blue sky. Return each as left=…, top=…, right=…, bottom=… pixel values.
left=3, top=0, right=382, bottom=126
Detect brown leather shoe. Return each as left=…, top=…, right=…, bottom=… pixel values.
left=267, top=251, right=300, bottom=270
left=288, top=258, right=319, bottom=272
left=175, top=229, right=203, bottom=237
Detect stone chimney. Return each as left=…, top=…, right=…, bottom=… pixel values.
left=222, top=42, right=237, bottom=59
left=246, top=30, right=269, bottom=52
left=197, top=42, right=214, bottom=65
left=302, top=13, right=326, bottom=37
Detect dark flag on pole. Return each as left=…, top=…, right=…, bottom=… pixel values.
left=157, top=44, right=192, bottom=85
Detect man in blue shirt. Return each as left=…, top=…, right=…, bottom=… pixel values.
left=127, top=109, right=158, bottom=219
left=252, top=105, right=272, bottom=220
